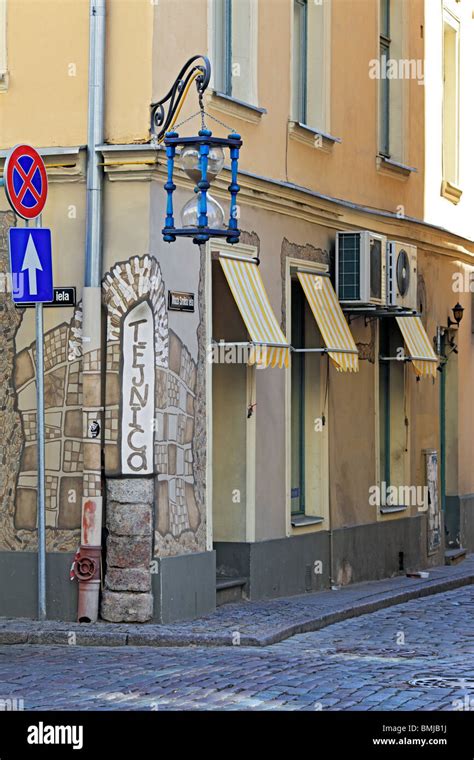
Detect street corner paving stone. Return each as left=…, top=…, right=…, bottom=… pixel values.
left=0, top=587, right=472, bottom=711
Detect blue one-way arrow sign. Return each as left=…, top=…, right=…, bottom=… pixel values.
left=9, top=228, right=53, bottom=303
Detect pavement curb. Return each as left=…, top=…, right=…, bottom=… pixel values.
left=0, top=568, right=472, bottom=649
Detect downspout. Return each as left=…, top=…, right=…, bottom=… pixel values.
left=74, top=0, right=106, bottom=623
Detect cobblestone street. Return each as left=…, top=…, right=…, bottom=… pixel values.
left=0, top=587, right=473, bottom=711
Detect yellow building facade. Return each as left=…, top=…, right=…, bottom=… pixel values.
left=0, top=0, right=473, bottom=622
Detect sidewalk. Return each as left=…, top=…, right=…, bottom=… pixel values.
left=1, top=554, right=473, bottom=648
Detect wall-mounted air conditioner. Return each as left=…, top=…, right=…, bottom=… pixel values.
left=336, top=231, right=387, bottom=306
left=387, top=241, right=417, bottom=311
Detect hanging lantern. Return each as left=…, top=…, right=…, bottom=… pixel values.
left=150, top=56, right=242, bottom=245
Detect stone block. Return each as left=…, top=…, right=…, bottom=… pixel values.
left=64, top=409, right=83, bottom=438
left=105, top=567, right=151, bottom=592
left=14, top=488, right=37, bottom=530
left=100, top=591, right=153, bottom=623
left=106, top=502, right=152, bottom=536
left=106, top=477, right=154, bottom=504
left=106, top=535, right=151, bottom=568
left=14, top=349, right=34, bottom=389
left=157, top=481, right=169, bottom=535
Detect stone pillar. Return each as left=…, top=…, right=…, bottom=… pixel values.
left=101, top=478, right=154, bottom=622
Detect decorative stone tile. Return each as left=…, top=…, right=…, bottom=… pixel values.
left=58, top=476, right=82, bottom=529
left=168, top=444, right=177, bottom=475
left=45, top=508, right=57, bottom=528
left=177, top=414, right=186, bottom=444
left=64, top=409, right=82, bottom=438
left=169, top=331, right=182, bottom=375
left=157, top=480, right=169, bottom=535
left=20, top=445, right=37, bottom=472
left=84, top=442, right=101, bottom=471
left=45, top=441, right=62, bottom=471
left=106, top=343, right=120, bottom=372
left=104, top=443, right=119, bottom=474
left=106, top=373, right=120, bottom=405
left=186, top=392, right=194, bottom=415
left=185, top=482, right=201, bottom=531
left=14, top=349, right=35, bottom=389
left=167, top=413, right=178, bottom=441
left=66, top=361, right=83, bottom=406
left=104, top=408, right=119, bottom=442
left=32, top=324, right=68, bottom=372
left=45, top=412, right=63, bottom=441
left=44, top=367, right=66, bottom=408
left=155, top=368, right=168, bottom=408
left=176, top=447, right=185, bottom=476
left=14, top=488, right=37, bottom=530
left=63, top=439, right=83, bottom=473
left=83, top=372, right=101, bottom=407
left=83, top=472, right=101, bottom=498
left=83, top=348, right=101, bottom=373
left=45, top=475, right=59, bottom=511
left=184, top=417, right=193, bottom=443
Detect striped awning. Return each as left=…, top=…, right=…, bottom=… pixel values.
left=395, top=316, right=438, bottom=378
left=297, top=272, right=359, bottom=372
left=220, top=256, right=290, bottom=368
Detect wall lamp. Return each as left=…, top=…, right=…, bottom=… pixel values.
left=447, top=302, right=464, bottom=329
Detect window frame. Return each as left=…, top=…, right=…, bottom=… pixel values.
left=0, top=0, right=7, bottom=91
left=441, top=7, right=461, bottom=188
left=285, top=257, right=329, bottom=533
left=210, top=0, right=259, bottom=108
left=376, top=319, right=411, bottom=518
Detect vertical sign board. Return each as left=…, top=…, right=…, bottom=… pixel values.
left=4, top=144, right=50, bottom=622
left=121, top=301, right=155, bottom=474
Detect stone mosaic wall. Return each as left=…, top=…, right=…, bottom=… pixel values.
left=1, top=234, right=207, bottom=575
left=0, top=211, right=81, bottom=552
left=102, top=255, right=206, bottom=559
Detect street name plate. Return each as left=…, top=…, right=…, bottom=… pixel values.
left=168, top=290, right=195, bottom=312
left=15, top=286, right=76, bottom=309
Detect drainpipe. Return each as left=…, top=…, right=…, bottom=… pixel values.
left=75, top=0, right=106, bottom=623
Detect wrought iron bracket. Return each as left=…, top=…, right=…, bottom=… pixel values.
left=150, top=55, right=212, bottom=142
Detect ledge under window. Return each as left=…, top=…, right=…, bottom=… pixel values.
left=207, top=91, right=267, bottom=125
left=441, top=179, right=463, bottom=205
left=376, top=155, right=417, bottom=179
left=289, top=121, right=341, bottom=153
left=379, top=505, right=409, bottom=515
left=291, top=515, right=325, bottom=528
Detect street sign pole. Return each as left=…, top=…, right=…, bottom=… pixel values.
left=35, top=214, right=46, bottom=622
left=5, top=145, right=51, bottom=622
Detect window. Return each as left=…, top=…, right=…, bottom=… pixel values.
left=379, top=0, right=390, bottom=156
left=291, top=279, right=306, bottom=515
left=213, top=0, right=258, bottom=105
left=378, top=0, right=405, bottom=161
left=0, top=0, right=7, bottom=90
left=442, top=10, right=460, bottom=186
left=378, top=320, right=407, bottom=508
left=292, top=0, right=329, bottom=131
left=289, top=275, right=326, bottom=522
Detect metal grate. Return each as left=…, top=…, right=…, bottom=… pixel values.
left=338, top=233, right=360, bottom=301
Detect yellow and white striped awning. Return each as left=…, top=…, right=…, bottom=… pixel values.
left=220, top=256, right=290, bottom=368
left=297, top=272, right=359, bottom=372
left=395, top=316, right=438, bottom=378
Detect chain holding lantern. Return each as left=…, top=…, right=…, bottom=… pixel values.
left=150, top=55, right=242, bottom=245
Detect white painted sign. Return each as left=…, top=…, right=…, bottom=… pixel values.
left=121, top=301, right=155, bottom=474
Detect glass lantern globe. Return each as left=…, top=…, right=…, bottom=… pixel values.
left=180, top=144, right=225, bottom=184
left=181, top=192, right=226, bottom=229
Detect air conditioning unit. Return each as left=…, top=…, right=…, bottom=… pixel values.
left=336, top=231, right=387, bottom=306
left=387, top=241, right=417, bottom=311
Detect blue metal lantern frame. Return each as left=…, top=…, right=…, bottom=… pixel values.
left=150, top=55, right=243, bottom=246
left=163, top=130, right=242, bottom=245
